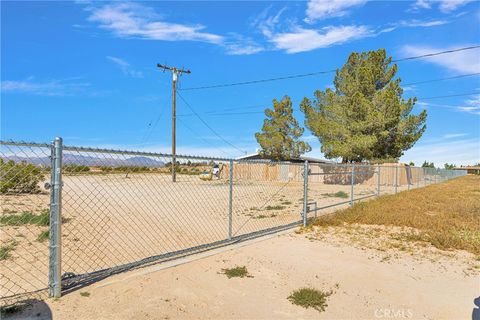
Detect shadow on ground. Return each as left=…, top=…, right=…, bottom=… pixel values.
left=2, top=300, right=52, bottom=320
left=473, top=296, right=480, bottom=320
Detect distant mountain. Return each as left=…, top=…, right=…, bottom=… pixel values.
left=1, top=154, right=165, bottom=167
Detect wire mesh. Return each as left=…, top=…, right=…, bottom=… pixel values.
left=0, top=139, right=468, bottom=307
left=0, top=142, right=52, bottom=306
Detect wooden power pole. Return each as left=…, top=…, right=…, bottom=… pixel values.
left=157, top=64, right=191, bottom=182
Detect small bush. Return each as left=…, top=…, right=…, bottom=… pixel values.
left=288, top=287, right=331, bottom=312
left=80, top=291, right=90, bottom=297
left=0, top=241, right=18, bottom=260
left=63, top=164, right=90, bottom=173
left=0, top=159, right=44, bottom=194
left=221, top=266, right=252, bottom=278
left=265, top=205, right=285, bottom=210
left=322, top=191, right=349, bottom=199
left=37, top=230, right=49, bottom=242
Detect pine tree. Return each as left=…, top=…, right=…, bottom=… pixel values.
left=255, top=95, right=311, bottom=161
left=301, top=49, right=427, bottom=163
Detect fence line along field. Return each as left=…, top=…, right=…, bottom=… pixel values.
left=0, top=141, right=466, bottom=307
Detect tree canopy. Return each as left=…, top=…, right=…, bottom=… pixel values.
left=255, top=95, right=311, bottom=161
left=301, top=49, right=427, bottom=163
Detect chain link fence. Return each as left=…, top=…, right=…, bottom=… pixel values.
left=0, top=138, right=468, bottom=306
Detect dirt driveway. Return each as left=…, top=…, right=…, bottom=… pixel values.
left=8, top=227, right=479, bottom=320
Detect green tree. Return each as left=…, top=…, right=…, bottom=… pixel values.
left=409, top=161, right=415, bottom=166
left=255, top=95, right=311, bottom=161
left=422, top=161, right=435, bottom=168
left=301, top=49, right=427, bottom=163
left=444, top=163, right=455, bottom=170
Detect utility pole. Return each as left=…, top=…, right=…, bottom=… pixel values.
left=157, top=64, right=191, bottom=182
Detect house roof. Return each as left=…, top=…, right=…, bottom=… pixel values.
left=236, top=152, right=335, bottom=164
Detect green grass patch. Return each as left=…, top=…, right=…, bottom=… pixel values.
left=0, top=241, right=18, bottom=261
left=281, top=201, right=292, bottom=205
left=265, top=205, right=285, bottom=211
left=287, top=287, right=332, bottom=312
left=0, top=209, right=49, bottom=226
left=221, top=266, right=252, bottom=278
left=80, top=291, right=90, bottom=297
left=321, top=191, right=349, bottom=199
left=37, top=230, right=49, bottom=242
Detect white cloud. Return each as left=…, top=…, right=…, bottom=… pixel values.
left=401, top=138, right=480, bottom=166
left=269, top=25, right=372, bottom=54
left=305, top=0, right=367, bottom=22
left=1, top=77, right=90, bottom=96
left=439, top=0, right=475, bottom=12
left=458, top=94, right=480, bottom=115
left=401, top=44, right=480, bottom=74
left=412, top=0, right=432, bottom=10
left=106, top=56, right=143, bottom=78
left=443, top=133, right=468, bottom=139
left=223, top=34, right=264, bottom=55
left=411, top=0, right=475, bottom=12
left=399, top=19, right=449, bottom=27
left=87, top=2, right=223, bottom=44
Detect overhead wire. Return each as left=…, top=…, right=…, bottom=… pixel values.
left=179, top=45, right=480, bottom=91
left=176, top=90, right=246, bottom=154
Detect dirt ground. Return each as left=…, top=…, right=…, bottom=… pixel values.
left=2, top=172, right=389, bottom=299
left=8, top=225, right=479, bottom=320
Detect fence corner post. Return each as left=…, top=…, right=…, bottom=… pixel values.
left=377, top=164, right=381, bottom=197
left=302, top=160, right=309, bottom=227
left=394, top=164, right=398, bottom=194
left=350, top=163, right=355, bottom=206
left=228, top=159, right=233, bottom=240
left=49, top=137, right=63, bottom=298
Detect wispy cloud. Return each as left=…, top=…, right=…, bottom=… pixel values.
left=443, top=133, right=468, bottom=139
left=268, top=25, right=372, bottom=54
left=457, top=94, right=480, bottom=115
left=1, top=77, right=90, bottom=96
left=411, top=0, right=475, bottom=12
left=401, top=44, right=480, bottom=74
left=304, top=0, right=367, bottom=22
left=401, top=138, right=480, bottom=166
left=106, top=56, right=143, bottom=78
left=87, top=2, right=223, bottom=44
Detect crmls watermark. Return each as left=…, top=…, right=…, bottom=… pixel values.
left=374, top=308, right=414, bottom=318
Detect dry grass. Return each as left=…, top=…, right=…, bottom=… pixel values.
left=312, top=175, right=480, bottom=254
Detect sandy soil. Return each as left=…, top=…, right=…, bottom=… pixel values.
left=8, top=226, right=479, bottom=320
left=2, top=172, right=393, bottom=300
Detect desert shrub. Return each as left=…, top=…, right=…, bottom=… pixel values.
left=288, top=287, right=331, bottom=312
left=63, top=164, right=90, bottom=173
left=0, top=159, right=44, bottom=194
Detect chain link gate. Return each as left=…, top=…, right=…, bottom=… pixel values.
left=0, top=138, right=468, bottom=307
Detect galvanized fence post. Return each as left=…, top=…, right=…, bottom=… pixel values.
left=302, top=160, right=309, bottom=227
left=228, top=159, right=233, bottom=240
left=350, top=163, right=355, bottom=206
left=49, top=137, right=63, bottom=298
left=394, top=164, right=398, bottom=194
left=377, top=164, right=381, bottom=197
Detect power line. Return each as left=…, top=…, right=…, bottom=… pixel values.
left=420, top=92, right=478, bottom=100
left=176, top=117, right=232, bottom=157
left=403, top=73, right=480, bottom=86
left=176, top=90, right=246, bottom=154
left=175, top=92, right=478, bottom=117
left=180, top=45, right=480, bottom=91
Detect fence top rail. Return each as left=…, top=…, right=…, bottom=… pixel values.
left=0, top=140, right=470, bottom=174
left=0, top=140, right=51, bottom=148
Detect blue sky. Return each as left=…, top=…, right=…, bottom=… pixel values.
left=1, top=0, right=479, bottom=166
